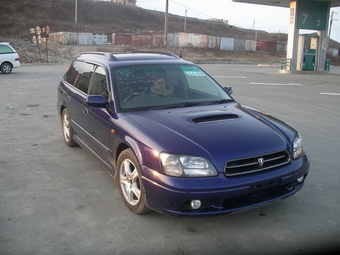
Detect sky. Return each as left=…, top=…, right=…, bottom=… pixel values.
left=135, top=0, right=340, bottom=44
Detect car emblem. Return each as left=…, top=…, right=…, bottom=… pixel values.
left=258, top=158, right=264, bottom=167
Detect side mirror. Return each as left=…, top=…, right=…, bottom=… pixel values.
left=86, top=95, right=107, bottom=108
left=223, top=86, right=233, bottom=95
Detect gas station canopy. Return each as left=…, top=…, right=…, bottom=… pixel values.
left=232, top=0, right=340, bottom=72
left=232, top=0, right=340, bottom=8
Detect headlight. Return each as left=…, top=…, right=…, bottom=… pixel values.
left=293, top=133, right=304, bottom=159
left=160, top=153, right=218, bottom=177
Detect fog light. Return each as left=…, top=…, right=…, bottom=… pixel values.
left=190, top=200, right=202, bottom=209
left=297, top=176, right=304, bottom=183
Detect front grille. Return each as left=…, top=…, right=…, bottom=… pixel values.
left=225, top=151, right=290, bottom=177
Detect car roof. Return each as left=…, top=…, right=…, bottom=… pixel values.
left=75, top=51, right=191, bottom=67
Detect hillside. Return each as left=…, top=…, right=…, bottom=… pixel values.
left=1, top=0, right=339, bottom=64
left=0, top=0, right=288, bottom=41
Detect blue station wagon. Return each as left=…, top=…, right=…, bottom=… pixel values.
left=57, top=51, right=310, bottom=216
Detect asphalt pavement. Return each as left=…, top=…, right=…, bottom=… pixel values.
left=1, top=63, right=339, bottom=254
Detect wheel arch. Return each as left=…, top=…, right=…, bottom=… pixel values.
left=59, top=104, right=66, bottom=118
left=1, top=61, right=13, bottom=73
left=1, top=61, right=13, bottom=66
left=114, top=136, right=145, bottom=174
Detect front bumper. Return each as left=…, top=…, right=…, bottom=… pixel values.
left=142, top=154, right=310, bottom=217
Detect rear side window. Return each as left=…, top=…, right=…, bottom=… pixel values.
left=63, top=61, right=95, bottom=94
left=0, top=45, right=15, bottom=54
left=64, top=61, right=83, bottom=86
left=74, top=62, right=94, bottom=93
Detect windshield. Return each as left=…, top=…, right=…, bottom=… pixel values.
left=112, top=64, right=233, bottom=112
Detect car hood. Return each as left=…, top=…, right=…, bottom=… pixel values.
left=124, top=103, right=293, bottom=168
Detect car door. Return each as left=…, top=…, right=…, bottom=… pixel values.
left=65, top=61, right=94, bottom=141
left=82, top=65, right=112, bottom=165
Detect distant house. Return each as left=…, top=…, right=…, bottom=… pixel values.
left=207, top=18, right=229, bottom=25
left=94, top=0, right=136, bottom=6
left=115, top=0, right=136, bottom=5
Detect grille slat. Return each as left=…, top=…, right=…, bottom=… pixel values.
left=225, top=151, right=290, bottom=177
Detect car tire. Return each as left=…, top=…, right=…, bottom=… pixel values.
left=117, top=149, right=150, bottom=214
left=61, top=108, right=77, bottom=147
left=0, top=62, right=12, bottom=74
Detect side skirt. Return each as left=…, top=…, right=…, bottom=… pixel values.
left=73, top=134, right=117, bottom=180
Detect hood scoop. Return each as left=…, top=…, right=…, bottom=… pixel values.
left=192, top=113, right=239, bottom=124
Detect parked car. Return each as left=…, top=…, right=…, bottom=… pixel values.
left=0, top=42, right=20, bottom=74
left=57, top=51, right=310, bottom=217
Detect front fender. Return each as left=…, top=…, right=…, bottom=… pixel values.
left=123, top=135, right=162, bottom=174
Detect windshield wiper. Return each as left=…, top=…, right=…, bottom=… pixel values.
left=150, top=99, right=233, bottom=110
left=197, top=99, right=234, bottom=106
left=150, top=102, right=202, bottom=110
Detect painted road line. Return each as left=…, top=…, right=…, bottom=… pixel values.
left=250, top=82, right=303, bottom=86
left=319, top=92, right=340, bottom=96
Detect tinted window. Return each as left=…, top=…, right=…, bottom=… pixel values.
left=0, top=45, right=15, bottom=54
left=74, top=62, right=94, bottom=94
left=64, top=61, right=94, bottom=94
left=64, top=61, right=83, bottom=86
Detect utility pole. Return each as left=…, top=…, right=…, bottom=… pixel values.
left=184, top=9, right=187, bottom=33
left=250, top=20, right=257, bottom=40
left=75, top=0, right=79, bottom=45
left=75, top=0, right=78, bottom=25
left=164, top=0, right=168, bottom=47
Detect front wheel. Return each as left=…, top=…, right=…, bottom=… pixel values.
left=117, top=149, right=150, bottom=214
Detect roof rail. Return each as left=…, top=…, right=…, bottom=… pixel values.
left=81, top=51, right=118, bottom=60
left=81, top=51, right=112, bottom=57
left=131, top=50, right=181, bottom=59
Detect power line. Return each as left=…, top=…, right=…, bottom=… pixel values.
left=170, top=0, right=214, bottom=19
left=137, top=0, right=289, bottom=34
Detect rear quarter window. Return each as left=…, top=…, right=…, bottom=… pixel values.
left=0, top=45, right=15, bottom=54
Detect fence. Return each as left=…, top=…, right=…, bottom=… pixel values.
left=49, top=31, right=339, bottom=55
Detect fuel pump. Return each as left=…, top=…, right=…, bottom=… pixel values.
left=297, top=34, right=318, bottom=71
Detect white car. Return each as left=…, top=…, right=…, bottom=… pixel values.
left=0, top=42, right=20, bottom=74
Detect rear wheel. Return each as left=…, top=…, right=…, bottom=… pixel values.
left=117, top=149, right=150, bottom=214
left=0, top=62, right=12, bottom=74
left=61, top=108, right=77, bottom=147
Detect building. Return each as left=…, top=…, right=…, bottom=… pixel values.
left=117, top=0, right=136, bottom=5
left=94, top=0, right=136, bottom=6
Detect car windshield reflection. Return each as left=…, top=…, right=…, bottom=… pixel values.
left=113, top=64, right=233, bottom=112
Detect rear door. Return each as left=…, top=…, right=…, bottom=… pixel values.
left=62, top=61, right=94, bottom=141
